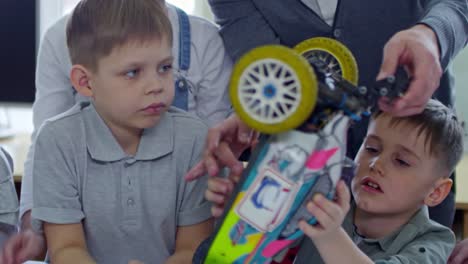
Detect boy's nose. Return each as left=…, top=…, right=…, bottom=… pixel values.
left=369, top=157, right=385, bottom=176
left=145, top=77, right=164, bottom=94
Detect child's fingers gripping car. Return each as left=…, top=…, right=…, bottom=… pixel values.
left=203, top=37, right=409, bottom=264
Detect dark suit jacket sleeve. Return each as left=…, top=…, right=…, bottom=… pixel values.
left=208, top=0, right=280, bottom=61
left=420, top=0, right=468, bottom=69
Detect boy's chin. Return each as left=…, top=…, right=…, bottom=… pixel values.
left=138, top=116, right=163, bottom=128
left=354, top=196, right=387, bottom=214
left=138, top=121, right=160, bottom=129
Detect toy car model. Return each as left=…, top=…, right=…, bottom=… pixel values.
left=203, top=37, right=409, bottom=264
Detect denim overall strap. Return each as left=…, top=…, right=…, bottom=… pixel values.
left=172, top=7, right=191, bottom=111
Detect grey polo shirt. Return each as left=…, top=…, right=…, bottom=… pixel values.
left=295, top=202, right=455, bottom=263
left=0, top=147, right=18, bottom=246
left=32, top=102, right=211, bottom=264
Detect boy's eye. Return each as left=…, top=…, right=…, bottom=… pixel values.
left=125, top=69, right=140, bottom=79
left=395, top=158, right=410, bottom=167
left=158, top=64, right=173, bottom=73
left=365, top=146, right=379, bottom=154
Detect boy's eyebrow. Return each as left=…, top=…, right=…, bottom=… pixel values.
left=120, top=56, right=174, bottom=69
left=367, top=134, right=421, bottom=161
left=366, top=134, right=381, bottom=142
left=121, top=61, right=145, bottom=69
left=397, top=144, right=421, bottom=161
left=159, top=55, right=174, bottom=64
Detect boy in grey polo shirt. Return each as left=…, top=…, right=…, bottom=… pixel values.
left=200, top=100, right=463, bottom=263
left=0, top=147, right=18, bottom=248
left=30, top=0, right=212, bottom=263
left=294, top=99, right=463, bottom=263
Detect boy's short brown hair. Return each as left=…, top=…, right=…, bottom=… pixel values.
left=372, top=99, right=465, bottom=175
left=67, top=0, right=172, bottom=71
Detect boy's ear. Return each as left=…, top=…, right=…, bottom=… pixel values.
left=70, top=65, right=93, bottom=97
left=424, top=178, right=453, bottom=207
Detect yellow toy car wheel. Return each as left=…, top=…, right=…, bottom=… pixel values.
left=294, top=37, right=359, bottom=85
left=230, top=45, right=318, bottom=134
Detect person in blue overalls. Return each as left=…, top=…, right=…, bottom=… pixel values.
left=1, top=1, right=233, bottom=262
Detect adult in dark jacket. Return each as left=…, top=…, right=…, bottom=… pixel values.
left=186, top=0, right=467, bottom=227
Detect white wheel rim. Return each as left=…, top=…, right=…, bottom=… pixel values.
left=237, top=58, right=302, bottom=124
left=303, top=50, right=342, bottom=77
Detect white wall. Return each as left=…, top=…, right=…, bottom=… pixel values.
left=37, top=0, right=63, bottom=44
left=36, top=0, right=206, bottom=47
left=453, top=48, right=468, bottom=151
left=194, top=0, right=214, bottom=21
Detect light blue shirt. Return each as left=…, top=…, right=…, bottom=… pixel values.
left=301, top=0, right=337, bottom=26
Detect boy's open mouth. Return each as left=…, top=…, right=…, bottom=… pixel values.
left=361, top=178, right=383, bottom=193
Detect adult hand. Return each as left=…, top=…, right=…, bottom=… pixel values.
left=185, top=114, right=258, bottom=181
left=449, top=239, right=468, bottom=264
left=128, top=260, right=144, bottom=264
left=377, top=24, right=442, bottom=117
left=1, top=229, right=46, bottom=264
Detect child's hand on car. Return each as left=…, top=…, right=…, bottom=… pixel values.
left=299, top=180, right=350, bottom=242
left=204, top=164, right=240, bottom=217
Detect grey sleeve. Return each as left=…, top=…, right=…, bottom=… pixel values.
left=0, top=147, right=19, bottom=227
left=420, top=0, right=468, bottom=69
left=31, top=124, right=84, bottom=228
left=208, top=0, right=280, bottom=61
left=374, top=227, right=455, bottom=264
left=195, top=24, right=232, bottom=127
left=21, top=15, right=75, bottom=218
left=177, top=126, right=212, bottom=226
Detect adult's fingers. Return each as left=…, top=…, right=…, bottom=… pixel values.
left=186, top=133, right=248, bottom=182
left=449, top=242, right=468, bottom=264
left=185, top=161, right=207, bottom=181
left=205, top=154, right=221, bottom=177
left=128, top=260, right=144, bottom=264
left=377, top=25, right=441, bottom=117
left=206, top=126, right=223, bottom=153
left=250, top=131, right=260, bottom=149
left=449, top=243, right=462, bottom=261
left=201, top=117, right=242, bottom=177
left=1, top=234, right=21, bottom=264
left=214, top=141, right=244, bottom=175
left=377, top=78, right=429, bottom=117
left=450, top=252, right=468, bottom=264
left=236, top=117, right=254, bottom=144
left=0, top=253, right=5, bottom=264
left=207, top=114, right=245, bottom=151
left=15, top=244, right=32, bottom=264
left=377, top=37, right=405, bottom=80
left=386, top=76, right=430, bottom=115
